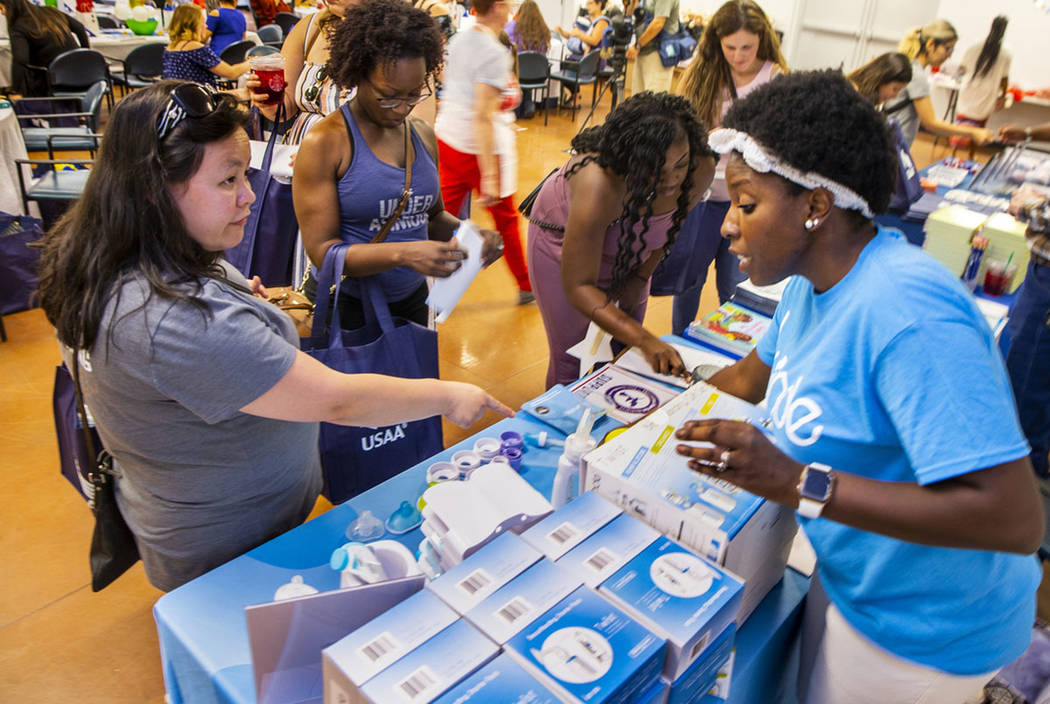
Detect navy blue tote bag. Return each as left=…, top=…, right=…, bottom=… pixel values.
left=226, top=107, right=298, bottom=287
left=0, top=213, right=44, bottom=315
left=302, top=243, right=444, bottom=503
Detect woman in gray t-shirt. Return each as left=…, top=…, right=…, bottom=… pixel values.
left=36, top=81, right=511, bottom=591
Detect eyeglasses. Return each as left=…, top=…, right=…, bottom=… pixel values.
left=156, top=83, right=219, bottom=142
left=365, top=80, right=432, bottom=110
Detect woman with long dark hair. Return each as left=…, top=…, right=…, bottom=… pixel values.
left=955, top=15, right=1010, bottom=127
left=1, top=0, right=88, bottom=96
left=666, top=0, right=786, bottom=335
left=527, top=91, right=716, bottom=387
left=35, top=81, right=509, bottom=591
left=294, top=0, right=503, bottom=329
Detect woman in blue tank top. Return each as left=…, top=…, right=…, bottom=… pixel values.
left=293, top=0, right=504, bottom=329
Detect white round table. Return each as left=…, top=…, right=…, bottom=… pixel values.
left=0, top=105, right=39, bottom=216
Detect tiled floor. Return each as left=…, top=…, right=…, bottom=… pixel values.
left=3, top=87, right=1043, bottom=702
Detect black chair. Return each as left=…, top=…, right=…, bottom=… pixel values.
left=16, top=81, right=106, bottom=158
left=15, top=158, right=94, bottom=215
left=111, top=42, right=165, bottom=93
left=273, top=12, right=300, bottom=37
left=96, top=14, right=120, bottom=29
left=517, top=51, right=551, bottom=126
left=256, top=23, right=283, bottom=47
left=220, top=39, right=256, bottom=65
left=550, top=49, right=600, bottom=122
left=246, top=44, right=281, bottom=58
left=47, top=48, right=114, bottom=112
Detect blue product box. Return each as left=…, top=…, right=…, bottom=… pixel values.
left=504, top=585, right=666, bottom=704
left=428, top=532, right=543, bottom=614
left=557, top=513, right=660, bottom=588
left=665, top=624, right=736, bottom=704
left=522, top=491, right=622, bottom=561
left=599, top=538, right=743, bottom=681
left=432, top=652, right=563, bottom=704
left=358, top=620, right=499, bottom=704
left=323, top=589, right=458, bottom=686
left=466, top=558, right=582, bottom=644
left=638, top=679, right=670, bottom=704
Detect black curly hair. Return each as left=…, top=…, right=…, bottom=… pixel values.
left=569, top=91, right=714, bottom=298
left=721, top=70, right=897, bottom=220
left=326, top=0, right=444, bottom=90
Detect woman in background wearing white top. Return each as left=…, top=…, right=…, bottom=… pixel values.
left=664, top=0, right=786, bottom=335
left=888, top=19, right=993, bottom=151
left=955, top=15, right=1010, bottom=128
left=435, top=0, right=533, bottom=304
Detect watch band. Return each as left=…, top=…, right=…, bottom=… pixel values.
left=797, top=462, right=834, bottom=519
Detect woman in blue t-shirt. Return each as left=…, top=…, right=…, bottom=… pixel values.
left=163, top=3, right=248, bottom=87
left=207, top=0, right=247, bottom=56
left=293, top=0, right=504, bottom=329
left=674, top=71, right=1043, bottom=704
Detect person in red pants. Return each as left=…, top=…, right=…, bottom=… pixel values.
left=435, top=0, right=534, bottom=304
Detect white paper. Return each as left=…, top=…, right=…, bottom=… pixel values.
left=616, top=343, right=736, bottom=388
left=249, top=140, right=299, bottom=184
left=566, top=320, right=614, bottom=378
left=426, top=220, right=484, bottom=322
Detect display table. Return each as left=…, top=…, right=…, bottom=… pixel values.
left=153, top=339, right=809, bottom=704
left=0, top=104, right=38, bottom=216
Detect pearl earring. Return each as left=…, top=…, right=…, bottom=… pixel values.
left=805, top=218, right=818, bottom=231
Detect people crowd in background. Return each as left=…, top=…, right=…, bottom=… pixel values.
left=163, top=3, right=248, bottom=87
left=2, top=0, right=88, bottom=96
left=206, top=0, right=247, bottom=55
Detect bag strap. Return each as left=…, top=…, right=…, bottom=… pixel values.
left=370, top=122, right=415, bottom=244
left=70, top=355, right=106, bottom=488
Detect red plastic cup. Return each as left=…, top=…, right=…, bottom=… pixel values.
left=983, top=260, right=1017, bottom=297
left=250, top=55, right=286, bottom=106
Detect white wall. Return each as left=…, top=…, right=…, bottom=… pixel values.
left=936, top=0, right=1050, bottom=90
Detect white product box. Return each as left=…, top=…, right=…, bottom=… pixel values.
left=465, top=558, right=582, bottom=644
left=421, top=462, right=553, bottom=564
left=427, top=532, right=543, bottom=615
left=351, top=620, right=498, bottom=704
left=570, top=364, right=680, bottom=424
left=521, top=491, right=622, bottom=561
left=599, top=539, right=742, bottom=681
left=504, top=585, right=666, bottom=704
left=322, top=589, right=458, bottom=688
left=664, top=624, right=735, bottom=704
left=556, top=513, right=660, bottom=588
left=431, top=652, right=564, bottom=704
left=581, top=382, right=797, bottom=623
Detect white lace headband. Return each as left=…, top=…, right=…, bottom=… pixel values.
left=708, top=128, right=875, bottom=219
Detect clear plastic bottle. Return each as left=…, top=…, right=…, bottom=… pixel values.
left=551, top=409, right=598, bottom=508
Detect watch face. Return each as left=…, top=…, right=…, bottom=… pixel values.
left=801, top=468, right=832, bottom=500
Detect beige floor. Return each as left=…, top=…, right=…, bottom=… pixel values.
left=0, top=86, right=1037, bottom=702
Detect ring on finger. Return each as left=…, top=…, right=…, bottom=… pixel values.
left=716, top=449, right=731, bottom=473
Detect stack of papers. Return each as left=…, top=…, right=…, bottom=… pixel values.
left=922, top=204, right=987, bottom=277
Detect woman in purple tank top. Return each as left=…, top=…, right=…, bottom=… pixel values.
left=526, top=92, right=716, bottom=388
left=293, top=0, right=503, bottom=329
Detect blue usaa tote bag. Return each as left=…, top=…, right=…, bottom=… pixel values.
left=225, top=106, right=298, bottom=287
left=302, top=243, right=444, bottom=503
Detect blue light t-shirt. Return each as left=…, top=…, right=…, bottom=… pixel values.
left=207, top=7, right=247, bottom=56
left=755, top=227, right=1039, bottom=675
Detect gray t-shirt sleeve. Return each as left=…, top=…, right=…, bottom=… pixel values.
left=474, top=35, right=511, bottom=89
left=906, top=61, right=930, bottom=100
left=148, top=283, right=298, bottom=424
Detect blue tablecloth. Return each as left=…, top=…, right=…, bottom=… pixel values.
left=154, top=344, right=807, bottom=704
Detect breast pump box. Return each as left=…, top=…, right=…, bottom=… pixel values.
left=505, top=585, right=666, bottom=704
left=521, top=490, right=622, bottom=561
left=465, top=558, right=583, bottom=644
left=581, top=382, right=797, bottom=624
left=427, top=532, right=543, bottom=615
left=322, top=589, right=458, bottom=692
left=599, top=538, right=742, bottom=681
left=556, top=513, right=661, bottom=588
left=431, top=652, right=563, bottom=704
left=356, top=620, right=499, bottom=704
left=664, top=623, right=736, bottom=704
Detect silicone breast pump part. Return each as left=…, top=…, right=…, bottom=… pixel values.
left=525, top=430, right=565, bottom=449
left=385, top=500, right=423, bottom=535
left=273, top=575, right=318, bottom=601
left=347, top=509, right=385, bottom=541
left=551, top=408, right=598, bottom=508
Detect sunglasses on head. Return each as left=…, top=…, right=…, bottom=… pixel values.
left=156, top=83, right=220, bottom=142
